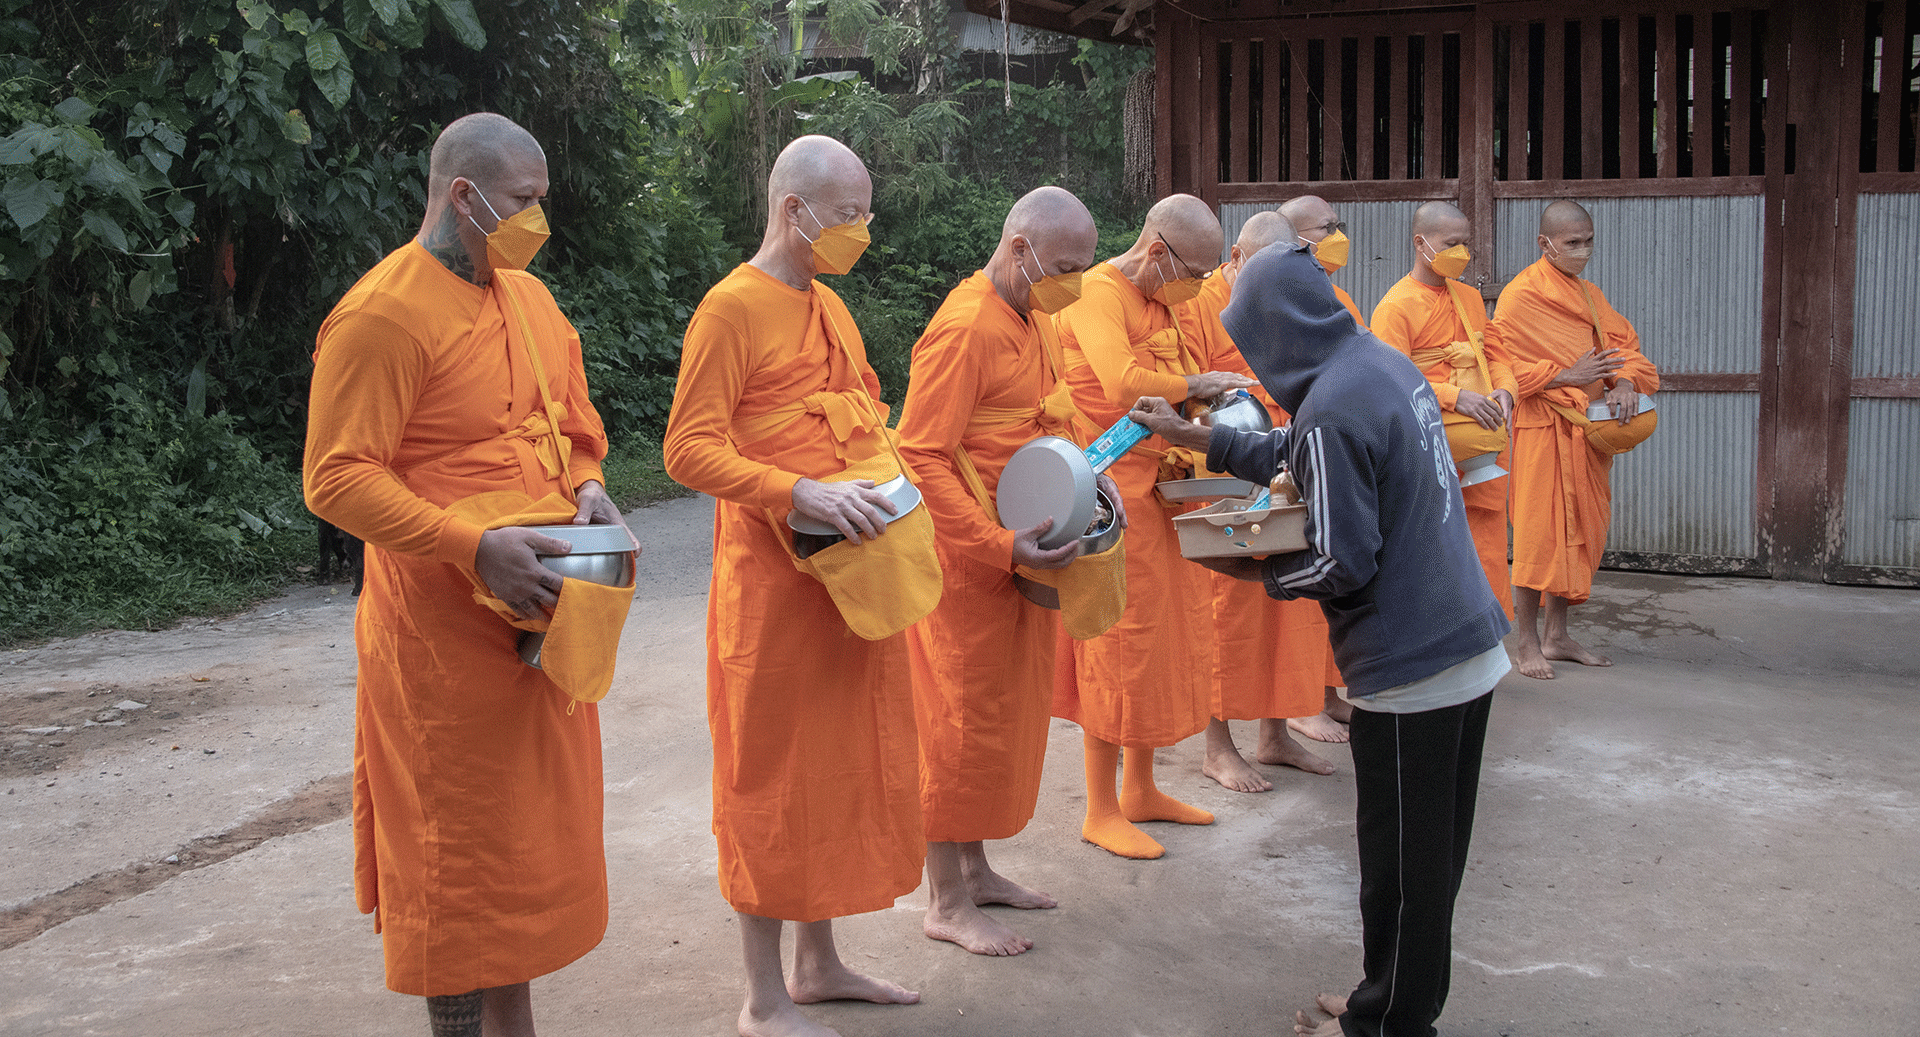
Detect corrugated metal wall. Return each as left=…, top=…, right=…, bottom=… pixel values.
left=1494, top=195, right=1766, bottom=561
left=1219, top=200, right=1424, bottom=319
left=1843, top=193, right=1920, bottom=569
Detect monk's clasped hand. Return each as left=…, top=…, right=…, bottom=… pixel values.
left=1602, top=381, right=1641, bottom=424
left=477, top=526, right=574, bottom=621
left=791, top=476, right=898, bottom=543
left=572, top=478, right=642, bottom=553
left=1012, top=517, right=1078, bottom=570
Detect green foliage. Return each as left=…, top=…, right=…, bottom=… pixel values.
left=0, top=380, right=310, bottom=644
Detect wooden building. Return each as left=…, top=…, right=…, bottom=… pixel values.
left=970, top=0, right=1920, bottom=586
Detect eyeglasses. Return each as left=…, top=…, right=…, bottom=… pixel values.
left=1311, top=220, right=1347, bottom=236
left=802, top=197, right=875, bottom=227
left=1156, top=233, right=1213, bottom=280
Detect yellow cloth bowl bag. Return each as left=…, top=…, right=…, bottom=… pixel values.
left=1415, top=281, right=1510, bottom=465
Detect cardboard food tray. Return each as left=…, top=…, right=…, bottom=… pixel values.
left=1174, top=496, right=1309, bottom=558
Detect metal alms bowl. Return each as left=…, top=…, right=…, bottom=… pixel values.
left=516, top=523, right=636, bottom=669
left=1197, top=389, right=1275, bottom=434
left=1080, top=485, right=1122, bottom=555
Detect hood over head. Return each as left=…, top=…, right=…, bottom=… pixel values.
left=1220, top=242, right=1365, bottom=415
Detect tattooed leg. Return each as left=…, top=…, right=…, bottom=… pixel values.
left=427, top=990, right=483, bottom=1037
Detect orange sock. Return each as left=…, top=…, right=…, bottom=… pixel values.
left=1120, top=746, right=1214, bottom=826
left=1080, top=733, right=1164, bottom=859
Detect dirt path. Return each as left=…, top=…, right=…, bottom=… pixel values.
left=3, top=496, right=1917, bottom=1036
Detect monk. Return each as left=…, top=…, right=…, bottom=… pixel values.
left=1370, top=201, right=1518, bottom=620
left=1053, top=193, right=1256, bottom=858
left=305, top=113, right=629, bottom=1036
left=664, top=136, right=926, bottom=1036
left=897, top=186, right=1115, bottom=954
left=1277, top=194, right=1370, bottom=331
left=1276, top=193, right=1365, bottom=741
left=1486, top=199, right=1659, bottom=680
left=1185, top=211, right=1340, bottom=794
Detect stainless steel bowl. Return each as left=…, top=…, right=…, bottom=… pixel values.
left=1197, top=390, right=1275, bottom=434
left=1013, top=487, right=1121, bottom=611
left=515, top=523, right=636, bottom=668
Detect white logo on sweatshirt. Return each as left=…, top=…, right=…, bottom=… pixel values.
left=1410, top=388, right=1454, bottom=523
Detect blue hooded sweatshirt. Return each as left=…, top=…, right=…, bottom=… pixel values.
left=1205, top=243, right=1509, bottom=697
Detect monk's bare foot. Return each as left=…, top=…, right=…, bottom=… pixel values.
left=1290, top=992, right=1348, bottom=1036
left=787, top=962, right=919, bottom=1006
left=1512, top=638, right=1555, bottom=679
left=965, top=866, right=1056, bottom=910
left=1255, top=730, right=1336, bottom=776
left=1082, top=814, right=1165, bottom=859
left=1544, top=635, right=1611, bottom=667
left=739, top=1002, right=840, bottom=1037
left=923, top=900, right=1032, bottom=957
left=1120, top=786, right=1215, bottom=826
left=1287, top=712, right=1350, bottom=744
left=1203, top=746, right=1273, bottom=793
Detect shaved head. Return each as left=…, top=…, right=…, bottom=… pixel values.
left=1004, top=185, right=1094, bottom=243
left=1278, top=195, right=1338, bottom=241
left=767, top=134, right=871, bottom=219
left=1541, top=199, right=1595, bottom=236
left=428, top=113, right=545, bottom=196
left=1412, top=201, right=1469, bottom=237
left=1139, top=193, right=1223, bottom=274
left=1235, top=211, right=1297, bottom=256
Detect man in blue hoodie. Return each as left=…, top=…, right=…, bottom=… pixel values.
left=1132, top=241, right=1511, bottom=1037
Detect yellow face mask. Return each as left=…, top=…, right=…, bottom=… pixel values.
left=1421, top=237, right=1471, bottom=280
left=466, top=181, right=550, bottom=272
left=1153, top=254, right=1205, bottom=305
left=1020, top=245, right=1083, bottom=314
left=801, top=199, right=871, bottom=276
left=1311, top=229, right=1351, bottom=272
left=1546, top=240, right=1594, bottom=278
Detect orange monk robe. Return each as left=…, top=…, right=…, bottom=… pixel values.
left=897, top=272, right=1092, bottom=843
left=1371, top=275, right=1520, bottom=618
left=1188, top=272, right=1336, bottom=720
left=305, top=242, right=609, bottom=996
left=1051, top=262, right=1213, bottom=748
left=663, top=263, right=923, bottom=922
left=1484, top=257, right=1660, bottom=604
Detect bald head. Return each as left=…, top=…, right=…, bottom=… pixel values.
left=1541, top=199, right=1594, bottom=236
left=1004, top=185, right=1094, bottom=243
left=1139, top=193, right=1223, bottom=274
left=1234, top=210, right=1297, bottom=260
left=767, top=135, right=870, bottom=220
left=1412, top=201, right=1469, bottom=237
left=1278, top=195, right=1338, bottom=242
left=428, top=113, right=544, bottom=197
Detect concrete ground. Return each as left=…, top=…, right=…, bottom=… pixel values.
left=1, top=493, right=1916, bottom=1037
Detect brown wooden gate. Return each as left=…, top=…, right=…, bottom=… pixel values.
left=1153, top=0, right=1920, bottom=585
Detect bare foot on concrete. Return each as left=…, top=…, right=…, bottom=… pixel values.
left=1287, top=712, right=1350, bottom=744
left=788, top=962, right=919, bottom=1006
left=923, top=901, right=1032, bottom=956
left=1255, top=729, right=1336, bottom=776
left=1291, top=992, right=1349, bottom=1036
left=1512, top=638, right=1555, bottom=679
left=1203, top=746, right=1273, bottom=793
left=1544, top=635, right=1611, bottom=667
left=740, top=1002, right=841, bottom=1037
left=1082, top=814, right=1164, bottom=859
left=1120, top=786, right=1215, bottom=826
left=966, top=865, right=1056, bottom=910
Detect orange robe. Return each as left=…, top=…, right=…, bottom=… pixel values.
left=1050, top=262, right=1213, bottom=748
left=1190, top=272, right=1337, bottom=719
left=1371, top=274, right=1519, bottom=618
left=898, top=272, right=1090, bottom=843
left=1484, top=257, right=1660, bottom=603
left=305, top=242, right=609, bottom=996
left=1332, top=283, right=1370, bottom=331
left=664, top=263, right=923, bottom=921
